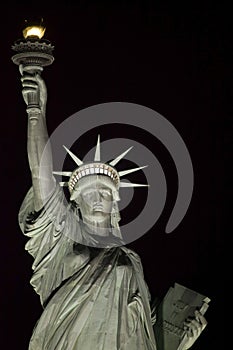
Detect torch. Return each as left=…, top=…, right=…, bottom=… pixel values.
left=11, top=19, right=54, bottom=122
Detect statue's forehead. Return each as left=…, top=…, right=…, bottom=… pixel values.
left=76, top=176, right=114, bottom=192
left=81, top=182, right=112, bottom=191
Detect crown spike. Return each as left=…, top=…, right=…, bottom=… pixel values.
left=56, top=142, right=149, bottom=194
left=53, top=171, right=72, bottom=177
left=109, top=146, right=133, bottom=167
left=119, top=182, right=149, bottom=188
left=94, top=134, right=101, bottom=161
left=119, top=165, right=148, bottom=177
left=63, top=145, right=83, bottom=166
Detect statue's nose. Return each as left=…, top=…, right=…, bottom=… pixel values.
left=92, top=189, right=101, bottom=202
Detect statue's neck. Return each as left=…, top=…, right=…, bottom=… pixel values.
left=82, top=216, right=111, bottom=237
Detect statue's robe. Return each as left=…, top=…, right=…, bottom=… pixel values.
left=19, top=186, right=157, bottom=350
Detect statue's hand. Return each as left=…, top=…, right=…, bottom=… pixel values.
left=19, top=64, right=47, bottom=115
left=182, top=310, right=207, bottom=349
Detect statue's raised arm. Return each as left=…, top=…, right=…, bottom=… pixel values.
left=20, top=65, right=56, bottom=212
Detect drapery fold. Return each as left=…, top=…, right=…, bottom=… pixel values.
left=19, top=186, right=157, bottom=349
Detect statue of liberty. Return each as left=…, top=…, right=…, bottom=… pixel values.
left=18, top=67, right=207, bottom=349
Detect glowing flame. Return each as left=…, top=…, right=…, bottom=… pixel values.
left=23, top=26, right=46, bottom=39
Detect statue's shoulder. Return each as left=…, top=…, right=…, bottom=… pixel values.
left=120, top=246, right=142, bottom=262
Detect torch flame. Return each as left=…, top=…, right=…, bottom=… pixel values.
left=23, top=26, right=46, bottom=39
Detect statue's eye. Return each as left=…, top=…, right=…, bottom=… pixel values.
left=101, top=189, right=111, bottom=197
left=82, top=190, right=93, bottom=198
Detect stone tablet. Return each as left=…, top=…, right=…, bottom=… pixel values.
left=154, top=283, right=210, bottom=350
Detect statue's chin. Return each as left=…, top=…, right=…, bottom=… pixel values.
left=82, top=214, right=111, bottom=231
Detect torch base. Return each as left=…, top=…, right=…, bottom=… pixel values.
left=12, top=51, right=54, bottom=68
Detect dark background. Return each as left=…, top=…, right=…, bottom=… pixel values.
left=1, top=1, right=231, bottom=349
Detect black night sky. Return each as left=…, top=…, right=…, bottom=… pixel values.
left=0, top=2, right=231, bottom=349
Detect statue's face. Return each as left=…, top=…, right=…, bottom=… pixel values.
left=78, top=182, right=113, bottom=223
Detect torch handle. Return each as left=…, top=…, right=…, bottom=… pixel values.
left=26, top=88, right=41, bottom=123
left=26, top=91, right=40, bottom=109
left=24, top=66, right=43, bottom=123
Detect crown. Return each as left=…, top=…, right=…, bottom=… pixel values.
left=53, top=135, right=149, bottom=195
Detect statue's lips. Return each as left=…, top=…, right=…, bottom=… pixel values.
left=93, top=205, right=103, bottom=211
